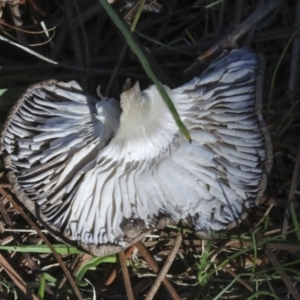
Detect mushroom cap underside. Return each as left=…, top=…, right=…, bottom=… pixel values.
left=0, top=49, right=272, bottom=256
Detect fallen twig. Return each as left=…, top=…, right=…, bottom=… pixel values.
left=136, top=241, right=180, bottom=300
left=136, top=241, right=180, bottom=299
left=222, top=265, right=254, bottom=293
left=102, top=245, right=135, bottom=290
left=145, top=233, right=183, bottom=300
left=185, top=0, right=282, bottom=73
left=282, top=142, right=300, bottom=237
left=119, top=250, right=134, bottom=300
left=0, top=253, right=39, bottom=300
left=256, top=231, right=300, bottom=300
left=0, top=187, right=83, bottom=300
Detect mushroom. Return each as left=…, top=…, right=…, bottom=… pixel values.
left=0, top=48, right=272, bottom=256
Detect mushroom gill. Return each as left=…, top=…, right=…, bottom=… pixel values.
left=0, top=49, right=272, bottom=256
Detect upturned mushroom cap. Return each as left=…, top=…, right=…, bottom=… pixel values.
left=0, top=49, right=272, bottom=256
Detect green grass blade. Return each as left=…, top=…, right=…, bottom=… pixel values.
left=98, top=0, right=191, bottom=141
left=0, top=244, right=82, bottom=254
left=250, top=227, right=260, bottom=283
left=200, top=228, right=299, bottom=284
left=130, top=0, right=145, bottom=31
left=136, top=31, right=192, bottom=55
left=75, top=255, right=117, bottom=287
left=38, top=274, right=45, bottom=300
left=38, top=273, right=59, bottom=300
left=247, top=291, right=280, bottom=300
left=197, top=240, right=212, bottom=285
left=213, top=273, right=251, bottom=300
left=267, top=27, right=300, bottom=119
left=274, top=98, right=300, bottom=137
left=290, top=203, right=300, bottom=242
